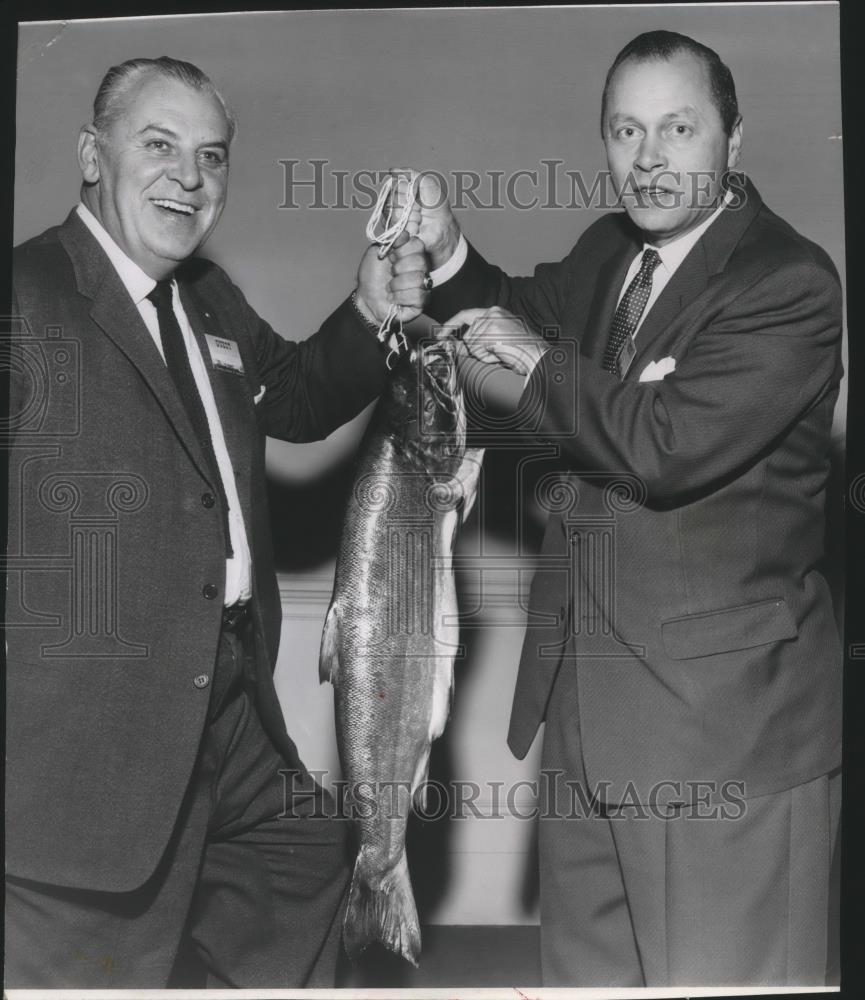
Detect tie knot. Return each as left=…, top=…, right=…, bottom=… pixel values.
left=640, top=248, right=661, bottom=274
left=147, top=279, right=174, bottom=311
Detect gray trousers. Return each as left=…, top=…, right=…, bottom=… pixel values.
left=538, top=657, right=841, bottom=987
left=5, top=624, right=351, bottom=989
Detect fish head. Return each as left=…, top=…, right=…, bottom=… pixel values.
left=417, top=338, right=463, bottom=442
left=381, top=340, right=462, bottom=436
left=378, top=338, right=467, bottom=476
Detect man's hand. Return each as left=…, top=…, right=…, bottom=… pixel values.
left=443, top=306, right=548, bottom=378
left=355, top=229, right=429, bottom=326
left=388, top=168, right=462, bottom=270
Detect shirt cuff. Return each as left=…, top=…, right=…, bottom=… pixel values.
left=521, top=345, right=549, bottom=386
left=430, top=234, right=468, bottom=287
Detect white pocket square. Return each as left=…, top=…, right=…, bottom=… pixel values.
left=638, top=357, right=676, bottom=383
left=253, top=385, right=267, bottom=405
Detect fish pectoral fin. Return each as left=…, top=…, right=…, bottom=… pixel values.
left=318, top=602, right=342, bottom=684
left=411, top=746, right=432, bottom=811
left=455, top=447, right=485, bottom=523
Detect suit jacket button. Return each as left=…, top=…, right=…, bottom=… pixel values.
left=201, top=492, right=215, bottom=508
left=193, top=674, right=210, bottom=689
left=202, top=583, right=218, bottom=600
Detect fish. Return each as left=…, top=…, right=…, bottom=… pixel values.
left=319, top=336, right=483, bottom=966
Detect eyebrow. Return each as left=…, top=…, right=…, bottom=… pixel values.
left=609, top=106, right=701, bottom=126
left=662, top=106, right=700, bottom=121
left=137, top=123, right=229, bottom=152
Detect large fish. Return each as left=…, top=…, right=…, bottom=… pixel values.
left=319, top=336, right=483, bottom=966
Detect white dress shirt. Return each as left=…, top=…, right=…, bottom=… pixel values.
left=432, top=188, right=733, bottom=382
left=614, top=188, right=734, bottom=338
left=76, top=202, right=252, bottom=605
left=433, top=189, right=733, bottom=312
left=430, top=234, right=468, bottom=286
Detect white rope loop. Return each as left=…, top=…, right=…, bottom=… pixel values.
left=365, top=171, right=421, bottom=367
left=365, top=171, right=420, bottom=259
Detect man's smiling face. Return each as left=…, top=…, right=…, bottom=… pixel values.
left=79, top=72, right=230, bottom=278
left=603, top=52, right=742, bottom=246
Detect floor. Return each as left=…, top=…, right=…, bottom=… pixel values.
left=167, top=924, right=540, bottom=988
left=340, top=924, right=541, bottom=988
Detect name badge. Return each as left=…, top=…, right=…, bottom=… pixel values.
left=205, top=334, right=245, bottom=375
left=616, top=336, right=636, bottom=379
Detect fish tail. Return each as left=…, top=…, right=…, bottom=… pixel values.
left=343, top=849, right=421, bottom=966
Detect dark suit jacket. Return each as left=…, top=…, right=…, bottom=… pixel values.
left=6, top=209, right=387, bottom=890
left=428, top=177, right=843, bottom=804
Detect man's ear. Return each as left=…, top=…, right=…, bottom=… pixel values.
left=78, top=126, right=100, bottom=184
left=726, top=115, right=743, bottom=170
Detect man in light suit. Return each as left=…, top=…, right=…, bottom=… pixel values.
left=411, top=30, right=843, bottom=986
left=5, top=56, right=429, bottom=987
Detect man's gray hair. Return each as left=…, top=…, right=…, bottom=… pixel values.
left=92, top=56, right=237, bottom=141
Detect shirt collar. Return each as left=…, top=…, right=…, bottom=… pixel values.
left=76, top=202, right=163, bottom=305
left=644, top=187, right=735, bottom=274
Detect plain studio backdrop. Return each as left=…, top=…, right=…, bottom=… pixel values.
left=14, top=4, right=845, bottom=926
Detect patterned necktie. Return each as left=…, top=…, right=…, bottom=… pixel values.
left=147, top=280, right=233, bottom=556
left=602, top=248, right=662, bottom=374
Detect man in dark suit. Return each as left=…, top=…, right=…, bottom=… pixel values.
left=5, top=56, right=429, bottom=988
left=409, top=30, right=843, bottom=986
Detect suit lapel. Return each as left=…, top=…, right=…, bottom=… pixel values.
left=581, top=223, right=641, bottom=362
left=623, top=176, right=765, bottom=380
left=626, top=244, right=710, bottom=374
left=178, top=280, right=254, bottom=524
left=58, top=211, right=214, bottom=485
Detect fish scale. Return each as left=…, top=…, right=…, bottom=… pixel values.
left=319, top=338, right=483, bottom=966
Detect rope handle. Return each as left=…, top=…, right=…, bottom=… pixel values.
left=364, top=171, right=421, bottom=367
left=365, top=171, right=420, bottom=259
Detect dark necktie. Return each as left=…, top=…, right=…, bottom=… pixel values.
left=147, top=279, right=233, bottom=556
left=602, top=248, right=662, bottom=374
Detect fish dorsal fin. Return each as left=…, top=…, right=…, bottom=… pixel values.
left=319, top=601, right=342, bottom=684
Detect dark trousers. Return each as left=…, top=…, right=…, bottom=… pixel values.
left=538, top=657, right=841, bottom=987
left=5, top=622, right=351, bottom=988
